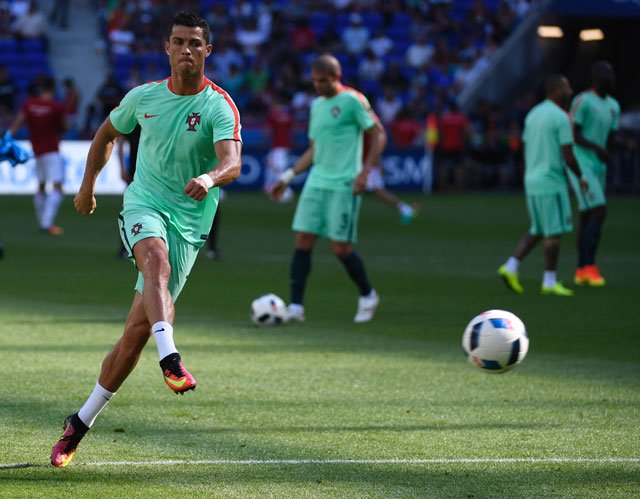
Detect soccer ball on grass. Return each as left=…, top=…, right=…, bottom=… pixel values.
left=461, top=309, right=529, bottom=374
left=250, top=293, right=287, bottom=326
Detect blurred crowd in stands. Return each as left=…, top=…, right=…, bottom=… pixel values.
left=1, top=0, right=549, bottom=190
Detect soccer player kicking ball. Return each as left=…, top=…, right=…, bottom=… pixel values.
left=567, top=61, right=620, bottom=287
left=50, top=12, right=242, bottom=467
left=271, top=54, right=385, bottom=323
left=498, top=75, right=588, bottom=297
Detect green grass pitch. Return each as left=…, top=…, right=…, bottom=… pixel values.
left=0, top=191, right=638, bottom=497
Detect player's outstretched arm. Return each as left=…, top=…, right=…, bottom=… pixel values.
left=184, top=139, right=242, bottom=201
left=75, top=118, right=121, bottom=215
left=270, top=143, right=314, bottom=200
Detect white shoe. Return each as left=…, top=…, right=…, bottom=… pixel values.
left=354, top=290, right=379, bottom=323
left=286, top=303, right=305, bottom=322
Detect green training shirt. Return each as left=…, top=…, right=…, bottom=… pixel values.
left=306, top=85, right=376, bottom=192
left=110, top=77, right=241, bottom=246
left=570, top=89, right=620, bottom=172
left=523, top=99, right=573, bottom=195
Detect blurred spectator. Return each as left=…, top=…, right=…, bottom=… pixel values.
left=80, top=103, right=101, bottom=140
left=13, top=1, right=47, bottom=47
left=341, top=13, right=370, bottom=56
left=236, top=17, right=267, bottom=57
left=358, top=49, right=385, bottom=82
left=265, top=93, right=294, bottom=201
left=381, top=60, right=409, bottom=93
left=224, top=64, right=245, bottom=101
left=369, top=29, right=393, bottom=58
left=9, top=75, right=67, bottom=235
left=108, top=20, right=134, bottom=56
left=0, top=66, right=17, bottom=114
left=49, top=0, right=70, bottom=29
left=376, top=87, right=403, bottom=125
left=291, top=82, right=315, bottom=124
left=389, top=107, right=423, bottom=147
left=435, top=101, right=470, bottom=191
left=205, top=3, right=228, bottom=32
left=125, top=66, right=143, bottom=91
left=316, top=25, right=342, bottom=53
left=61, top=77, right=80, bottom=135
left=95, top=73, right=124, bottom=121
left=291, top=17, right=315, bottom=51
left=210, top=42, right=243, bottom=82
left=405, top=33, right=434, bottom=69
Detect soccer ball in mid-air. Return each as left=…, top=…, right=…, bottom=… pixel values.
left=250, top=293, right=287, bottom=326
left=462, top=309, right=529, bottom=374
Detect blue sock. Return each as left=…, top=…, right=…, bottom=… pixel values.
left=290, top=249, right=311, bottom=305
left=340, top=251, right=372, bottom=296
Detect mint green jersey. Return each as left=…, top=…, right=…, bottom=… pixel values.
left=523, top=99, right=573, bottom=195
left=570, top=90, right=620, bottom=172
left=110, top=77, right=241, bottom=246
left=306, top=85, right=377, bottom=192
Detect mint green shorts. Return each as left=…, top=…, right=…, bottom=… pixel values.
left=292, top=185, right=361, bottom=243
left=118, top=204, right=200, bottom=301
left=568, top=167, right=606, bottom=211
left=526, top=192, right=573, bottom=237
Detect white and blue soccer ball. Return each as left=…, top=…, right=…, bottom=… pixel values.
left=251, top=293, right=287, bottom=326
left=462, top=310, right=529, bottom=374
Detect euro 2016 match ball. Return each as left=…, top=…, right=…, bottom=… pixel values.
left=462, top=309, right=529, bottom=374
left=250, top=293, right=287, bottom=326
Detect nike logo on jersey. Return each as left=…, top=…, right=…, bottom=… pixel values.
left=144, top=113, right=159, bottom=118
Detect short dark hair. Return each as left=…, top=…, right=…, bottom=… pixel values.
left=311, top=54, right=341, bottom=76
left=40, top=76, right=56, bottom=93
left=169, top=11, right=211, bottom=44
left=544, top=74, right=566, bottom=96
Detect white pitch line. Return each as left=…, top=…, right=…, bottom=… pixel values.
left=2, top=458, right=640, bottom=469
left=67, top=457, right=640, bottom=466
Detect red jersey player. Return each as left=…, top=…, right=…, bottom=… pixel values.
left=10, top=76, right=67, bottom=234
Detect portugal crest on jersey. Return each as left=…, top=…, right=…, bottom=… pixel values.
left=331, top=106, right=340, bottom=118
left=186, top=112, right=201, bottom=132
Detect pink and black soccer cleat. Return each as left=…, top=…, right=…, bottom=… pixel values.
left=161, top=353, right=197, bottom=395
left=51, top=414, right=89, bottom=468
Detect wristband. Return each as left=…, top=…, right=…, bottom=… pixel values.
left=197, top=173, right=214, bottom=188
left=280, top=169, right=296, bottom=185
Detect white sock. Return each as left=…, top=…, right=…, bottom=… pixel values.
left=41, top=190, right=63, bottom=229
left=505, top=256, right=520, bottom=273
left=543, top=271, right=557, bottom=288
left=288, top=303, right=304, bottom=314
left=34, top=192, right=45, bottom=225
left=152, top=321, right=178, bottom=360
left=77, top=382, right=115, bottom=428
left=398, top=202, right=414, bottom=217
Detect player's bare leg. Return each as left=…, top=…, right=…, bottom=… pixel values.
left=51, top=294, right=150, bottom=467
left=133, top=237, right=196, bottom=393
left=42, top=181, right=64, bottom=235
left=373, top=187, right=419, bottom=224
